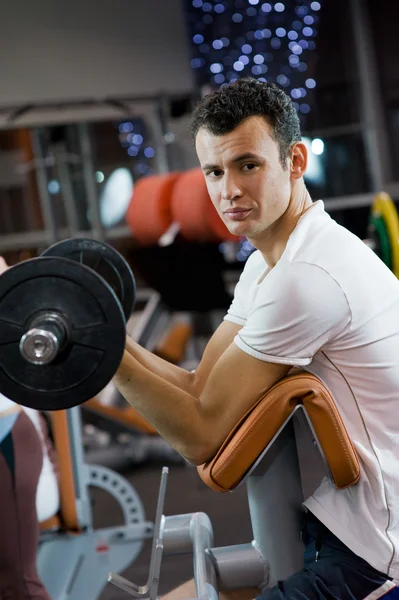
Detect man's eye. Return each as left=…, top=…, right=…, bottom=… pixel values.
left=243, top=163, right=257, bottom=171
left=208, top=170, right=223, bottom=177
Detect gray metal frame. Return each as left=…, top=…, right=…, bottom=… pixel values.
left=78, top=122, right=105, bottom=241
left=349, top=0, right=392, bottom=191
left=38, top=405, right=153, bottom=600
left=108, top=404, right=333, bottom=599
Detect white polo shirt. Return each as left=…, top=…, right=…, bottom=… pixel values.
left=224, top=200, right=399, bottom=578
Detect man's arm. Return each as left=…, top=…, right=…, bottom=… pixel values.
left=114, top=262, right=351, bottom=466
left=113, top=342, right=290, bottom=465
left=124, top=320, right=242, bottom=397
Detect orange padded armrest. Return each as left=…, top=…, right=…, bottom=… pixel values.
left=49, top=411, right=80, bottom=531
left=84, top=399, right=157, bottom=435
left=198, top=372, right=360, bottom=493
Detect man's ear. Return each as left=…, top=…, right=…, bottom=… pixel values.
left=289, top=142, right=308, bottom=179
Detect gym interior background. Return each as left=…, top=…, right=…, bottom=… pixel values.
left=0, top=0, right=398, bottom=599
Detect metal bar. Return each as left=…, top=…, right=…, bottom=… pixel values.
left=323, top=193, right=376, bottom=212
left=2, top=190, right=13, bottom=234
left=108, top=467, right=169, bottom=599
left=208, top=542, right=267, bottom=591
left=246, top=420, right=304, bottom=588
left=21, top=182, right=37, bottom=233
left=0, top=95, right=194, bottom=130
left=0, top=183, right=398, bottom=253
left=77, top=122, right=104, bottom=240
left=151, top=100, right=170, bottom=174
left=67, top=407, right=93, bottom=529
left=29, top=129, right=58, bottom=244
left=148, top=466, right=169, bottom=596
left=302, top=122, right=363, bottom=139
left=162, top=514, right=195, bottom=555
left=0, top=224, right=130, bottom=252
left=0, top=230, right=53, bottom=252
left=349, top=0, right=392, bottom=190
left=162, top=512, right=218, bottom=600
left=54, top=143, right=80, bottom=236
left=191, top=513, right=218, bottom=600
left=110, top=509, right=218, bottom=600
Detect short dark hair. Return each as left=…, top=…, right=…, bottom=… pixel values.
left=189, top=78, right=302, bottom=167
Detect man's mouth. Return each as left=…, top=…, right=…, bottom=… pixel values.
left=224, top=208, right=252, bottom=220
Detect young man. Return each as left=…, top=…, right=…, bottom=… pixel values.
left=114, top=78, right=399, bottom=599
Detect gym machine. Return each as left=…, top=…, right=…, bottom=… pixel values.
left=107, top=372, right=361, bottom=599
left=38, top=405, right=153, bottom=599
left=0, top=223, right=393, bottom=599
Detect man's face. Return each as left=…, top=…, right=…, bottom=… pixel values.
left=196, top=116, right=293, bottom=242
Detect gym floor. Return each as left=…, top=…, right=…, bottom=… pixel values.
left=92, top=459, right=253, bottom=600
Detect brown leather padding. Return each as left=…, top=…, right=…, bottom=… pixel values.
left=198, top=372, right=360, bottom=493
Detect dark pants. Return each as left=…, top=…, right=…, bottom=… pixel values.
left=0, top=411, right=51, bottom=600
left=257, top=512, right=398, bottom=600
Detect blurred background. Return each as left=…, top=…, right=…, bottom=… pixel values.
left=0, top=1, right=398, bottom=598
left=0, top=0, right=398, bottom=258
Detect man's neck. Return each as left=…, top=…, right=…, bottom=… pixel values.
left=250, top=187, right=313, bottom=268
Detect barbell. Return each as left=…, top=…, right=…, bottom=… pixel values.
left=1, top=191, right=398, bottom=413
left=0, top=238, right=136, bottom=411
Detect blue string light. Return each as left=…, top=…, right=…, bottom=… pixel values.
left=115, top=118, right=156, bottom=177
left=185, top=0, right=322, bottom=117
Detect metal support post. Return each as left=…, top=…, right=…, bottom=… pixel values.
left=350, top=0, right=392, bottom=191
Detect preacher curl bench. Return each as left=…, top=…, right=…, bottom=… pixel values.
left=0, top=239, right=359, bottom=598
left=108, top=370, right=360, bottom=599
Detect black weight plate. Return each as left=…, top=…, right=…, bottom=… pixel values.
left=42, top=238, right=136, bottom=319
left=0, top=257, right=126, bottom=411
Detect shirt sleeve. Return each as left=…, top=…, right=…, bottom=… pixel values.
left=224, top=251, right=264, bottom=326
left=234, top=261, right=351, bottom=366
left=224, top=272, right=247, bottom=326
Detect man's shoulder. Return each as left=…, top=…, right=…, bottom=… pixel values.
left=240, top=248, right=265, bottom=276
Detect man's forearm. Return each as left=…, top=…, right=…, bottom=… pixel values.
left=113, top=350, right=206, bottom=464
left=125, top=336, right=195, bottom=395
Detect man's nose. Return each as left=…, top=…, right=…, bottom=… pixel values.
left=221, top=174, right=242, bottom=202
